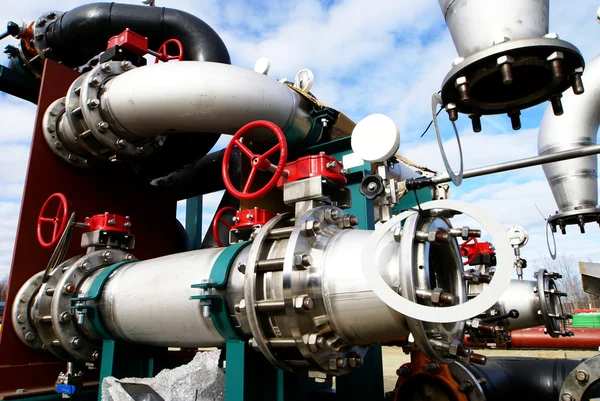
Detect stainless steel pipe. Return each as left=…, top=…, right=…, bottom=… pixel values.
left=539, top=55, right=600, bottom=219
left=101, top=62, right=314, bottom=147
left=438, top=0, right=549, bottom=58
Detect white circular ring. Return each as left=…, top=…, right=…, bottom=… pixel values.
left=362, top=199, right=514, bottom=323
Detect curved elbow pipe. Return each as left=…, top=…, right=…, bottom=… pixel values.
left=44, top=2, right=230, bottom=66
left=538, top=55, right=600, bottom=233
left=101, top=62, right=314, bottom=147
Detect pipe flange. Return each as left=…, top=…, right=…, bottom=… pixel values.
left=547, top=207, right=600, bottom=235
left=51, top=249, right=134, bottom=362
left=282, top=206, right=368, bottom=375
left=31, top=257, right=81, bottom=361
left=363, top=200, right=513, bottom=324
left=79, top=61, right=167, bottom=160
left=11, top=271, right=45, bottom=350
left=560, top=355, right=600, bottom=401
left=244, top=213, right=295, bottom=371
left=441, top=37, right=584, bottom=116
left=63, top=74, right=111, bottom=162
left=448, top=362, right=486, bottom=401
left=32, top=11, right=63, bottom=61
left=400, top=213, right=467, bottom=364
left=536, top=268, right=571, bottom=338
left=43, top=98, right=91, bottom=168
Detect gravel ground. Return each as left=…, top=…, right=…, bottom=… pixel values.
left=381, top=347, right=599, bottom=392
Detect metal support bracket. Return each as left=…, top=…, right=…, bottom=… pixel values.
left=190, top=241, right=250, bottom=340
left=70, top=261, right=133, bottom=340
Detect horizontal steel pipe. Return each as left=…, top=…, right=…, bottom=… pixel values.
left=509, top=327, right=600, bottom=349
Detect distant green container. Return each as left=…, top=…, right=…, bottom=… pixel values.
left=572, top=313, right=600, bottom=328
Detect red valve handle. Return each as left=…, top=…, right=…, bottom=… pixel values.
left=459, top=237, right=479, bottom=266
left=37, top=193, right=69, bottom=248
left=212, top=206, right=237, bottom=248
left=222, top=120, right=288, bottom=201
left=154, top=38, right=184, bottom=63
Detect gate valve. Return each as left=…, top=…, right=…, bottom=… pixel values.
left=212, top=206, right=237, bottom=247
left=154, top=38, right=184, bottom=63
left=232, top=208, right=277, bottom=231
left=459, top=238, right=496, bottom=266
left=212, top=207, right=277, bottom=247
left=222, top=120, right=288, bottom=201
left=37, top=193, right=69, bottom=248
left=276, top=153, right=346, bottom=188
left=106, top=29, right=149, bottom=57
left=83, top=213, right=131, bottom=234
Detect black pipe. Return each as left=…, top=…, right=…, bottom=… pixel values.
left=44, top=2, right=230, bottom=67
left=466, top=357, right=581, bottom=401
left=141, top=147, right=241, bottom=200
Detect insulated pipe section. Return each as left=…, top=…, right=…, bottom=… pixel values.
left=539, top=55, right=600, bottom=232
left=438, top=0, right=549, bottom=58
left=43, top=2, right=230, bottom=66
left=100, top=62, right=314, bottom=148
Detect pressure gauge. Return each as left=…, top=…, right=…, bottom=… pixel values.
left=351, top=114, right=400, bottom=163
left=506, top=225, right=529, bottom=248
left=254, top=57, right=271, bottom=75
left=294, top=69, right=314, bottom=93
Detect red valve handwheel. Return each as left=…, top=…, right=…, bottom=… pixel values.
left=459, top=237, right=479, bottom=266
left=222, top=120, right=288, bottom=201
left=212, top=206, right=237, bottom=247
left=37, top=193, right=69, bottom=248
left=154, top=38, right=184, bottom=63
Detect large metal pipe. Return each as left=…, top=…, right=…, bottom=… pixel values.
left=101, top=62, right=314, bottom=147
left=438, top=0, right=549, bottom=58
left=496, top=280, right=544, bottom=331
left=509, top=327, right=600, bottom=349
left=44, top=3, right=230, bottom=67
left=538, top=55, right=600, bottom=230
left=466, top=357, right=580, bottom=401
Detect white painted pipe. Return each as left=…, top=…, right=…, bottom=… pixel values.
left=101, top=61, right=314, bottom=146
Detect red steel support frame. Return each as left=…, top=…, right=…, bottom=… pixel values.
left=0, top=61, right=179, bottom=395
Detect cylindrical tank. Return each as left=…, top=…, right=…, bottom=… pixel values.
left=438, top=0, right=549, bottom=58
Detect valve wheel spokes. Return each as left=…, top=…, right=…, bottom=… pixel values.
left=212, top=206, right=238, bottom=247
left=37, top=193, right=69, bottom=248
left=154, top=38, right=184, bottom=63
left=222, top=120, right=288, bottom=201
left=460, top=237, right=479, bottom=266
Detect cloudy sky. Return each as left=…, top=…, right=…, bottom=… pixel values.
left=1, top=0, right=600, bottom=280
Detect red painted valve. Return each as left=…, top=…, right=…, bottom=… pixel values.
left=222, top=120, right=288, bottom=201
left=212, top=206, right=237, bottom=247
left=37, top=193, right=69, bottom=248
left=154, top=38, right=184, bottom=63
left=459, top=237, right=479, bottom=266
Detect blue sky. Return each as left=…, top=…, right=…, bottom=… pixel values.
left=1, top=0, right=600, bottom=280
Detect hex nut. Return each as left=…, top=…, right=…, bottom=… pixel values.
left=25, top=332, right=36, bottom=341
left=393, top=227, right=403, bottom=242
left=455, top=76, right=467, bottom=87
left=544, top=33, right=559, bottom=40
left=547, top=51, right=565, bottom=61
left=448, top=340, right=460, bottom=356
left=295, top=295, right=314, bottom=311
left=430, top=288, right=443, bottom=304
left=293, top=254, right=312, bottom=269
left=303, top=220, right=321, bottom=236
left=496, top=55, right=514, bottom=66
left=308, top=334, right=323, bottom=352
left=470, top=318, right=481, bottom=329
